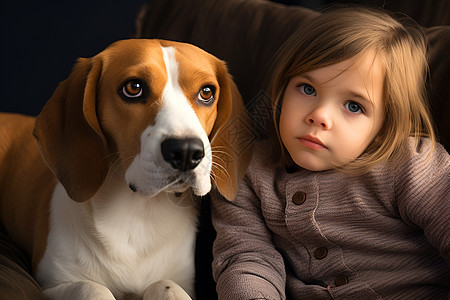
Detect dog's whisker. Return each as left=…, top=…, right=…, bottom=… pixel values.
left=211, top=148, right=233, bottom=160
left=209, top=171, right=218, bottom=186
left=110, top=158, right=124, bottom=176
left=105, top=153, right=138, bottom=178
left=100, top=152, right=120, bottom=165
left=211, top=154, right=226, bottom=166
left=210, top=145, right=231, bottom=152
left=99, top=152, right=123, bottom=176
left=211, top=153, right=226, bottom=165
left=211, top=151, right=231, bottom=160
left=114, top=155, right=136, bottom=174
left=212, top=161, right=230, bottom=178
left=211, top=160, right=231, bottom=184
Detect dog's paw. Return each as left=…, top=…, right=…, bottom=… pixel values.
left=44, top=281, right=116, bottom=300
left=144, top=280, right=192, bottom=300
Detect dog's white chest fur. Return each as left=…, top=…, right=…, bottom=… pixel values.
left=36, top=179, right=197, bottom=298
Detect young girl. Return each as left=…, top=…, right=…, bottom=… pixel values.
left=211, top=6, right=449, bottom=299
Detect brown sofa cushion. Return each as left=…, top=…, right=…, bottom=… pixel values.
left=0, top=225, right=45, bottom=300
left=136, top=0, right=450, bottom=150
left=426, top=26, right=450, bottom=149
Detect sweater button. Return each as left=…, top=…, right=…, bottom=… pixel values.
left=313, top=246, right=328, bottom=259
left=335, top=275, right=348, bottom=286
left=292, top=192, right=306, bottom=205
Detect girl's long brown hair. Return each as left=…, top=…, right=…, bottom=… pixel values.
left=268, top=6, right=435, bottom=172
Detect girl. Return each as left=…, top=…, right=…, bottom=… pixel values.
left=211, top=6, right=449, bottom=299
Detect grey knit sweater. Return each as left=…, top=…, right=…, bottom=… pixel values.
left=212, top=138, right=449, bottom=299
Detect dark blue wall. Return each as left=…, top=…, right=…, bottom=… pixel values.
left=0, top=1, right=146, bottom=116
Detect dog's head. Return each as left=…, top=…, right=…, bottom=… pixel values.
left=33, top=39, right=253, bottom=202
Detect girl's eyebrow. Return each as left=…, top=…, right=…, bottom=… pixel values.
left=348, top=91, right=373, bottom=105
left=299, top=73, right=315, bottom=83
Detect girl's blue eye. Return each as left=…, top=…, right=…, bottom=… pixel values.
left=299, top=84, right=316, bottom=96
left=344, top=101, right=363, bottom=114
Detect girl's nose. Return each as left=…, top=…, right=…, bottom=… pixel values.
left=306, top=105, right=332, bottom=130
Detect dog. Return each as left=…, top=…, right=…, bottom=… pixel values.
left=0, top=39, right=252, bottom=299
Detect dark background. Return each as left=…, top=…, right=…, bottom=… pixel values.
left=0, top=0, right=349, bottom=116
left=0, top=0, right=147, bottom=116
left=1, top=0, right=447, bottom=117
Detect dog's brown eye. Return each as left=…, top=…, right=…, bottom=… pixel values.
left=122, top=80, right=143, bottom=98
left=197, top=85, right=215, bottom=103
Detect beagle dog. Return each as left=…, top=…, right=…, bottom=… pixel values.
left=0, top=39, right=252, bottom=299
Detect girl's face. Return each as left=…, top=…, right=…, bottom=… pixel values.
left=279, top=53, right=385, bottom=171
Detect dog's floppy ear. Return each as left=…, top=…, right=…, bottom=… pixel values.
left=210, top=61, right=253, bottom=201
left=33, top=56, right=109, bottom=202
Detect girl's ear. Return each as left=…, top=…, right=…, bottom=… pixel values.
left=209, top=61, right=253, bottom=201
left=33, top=57, right=109, bottom=202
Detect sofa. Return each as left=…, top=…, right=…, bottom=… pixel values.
left=0, top=0, right=448, bottom=299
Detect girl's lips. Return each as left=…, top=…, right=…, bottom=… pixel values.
left=298, top=136, right=326, bottom=150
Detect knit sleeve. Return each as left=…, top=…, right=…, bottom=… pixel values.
left=395, top=139, right=450, bottom=263
left=211, top=176, right=286, bottom=300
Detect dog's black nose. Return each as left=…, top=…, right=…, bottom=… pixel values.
left=161, top=138, right=205, bottom=171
